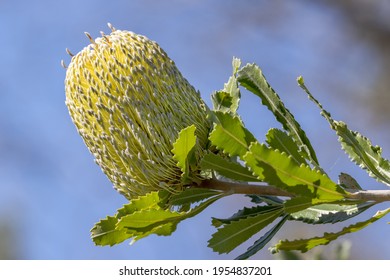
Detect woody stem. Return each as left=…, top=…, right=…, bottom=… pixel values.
left=198, top=178, right=390, bottom=203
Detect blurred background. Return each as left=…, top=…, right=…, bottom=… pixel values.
left=1, top=0, right=389, bottom=259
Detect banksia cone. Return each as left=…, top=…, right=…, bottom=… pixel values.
left=65, top=26, right=211, bottom=199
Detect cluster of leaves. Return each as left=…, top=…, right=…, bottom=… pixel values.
left=91, top=58, right=390, bottom=259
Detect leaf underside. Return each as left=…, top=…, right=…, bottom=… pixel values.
left=209, top=207, right=284, bottom=254
left=271, top=207, right=390, bottom=253
left=289, top=202, right=375, bottom=224
left=235, top=214, right=289, bottom=260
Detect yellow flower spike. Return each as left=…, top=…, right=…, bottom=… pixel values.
left=65, top=26, right=211, bottom=199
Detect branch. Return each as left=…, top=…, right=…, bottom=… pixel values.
left=198, top=178, right=390, bottom=203
left=198, top=178, right=294, bottom=197
left=346, top=189, right=390, bottom=203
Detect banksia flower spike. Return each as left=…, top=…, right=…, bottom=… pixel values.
left=65, top=25, right=211, bottom=199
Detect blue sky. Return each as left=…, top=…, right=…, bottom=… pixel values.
left=1, top=0, right=389, bottom=259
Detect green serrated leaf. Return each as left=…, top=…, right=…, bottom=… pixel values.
left=91, top=191, right=170, bottom=246
left=299, top=79, right=390, bottom=187
left=129, top=194, right=224, bottom=242
left=212, top=91, right=235, bottom=113
left=248, top=195, right=285, bottom=205
left=200, top=153, right=261, bottom=182
left=131, top=223, right=178, bottom=243
left=116, top=191, right=170, bottom=219
left=208, top=207, right=284, bottom=254
left=266, top=128, right=306, bottom=166
left=289, top=202, right=375, bottom=224
left=169, top=187, right=222, bottom=206
left=223, top=77, right=240, bottom=113
left=117, top=209, right=182, bottom=230
left=90, top=216, right=131, bottom=246
left=212, top=205, right=283, bottom=227
left=209, top=111, right=256, bottom=158
left=271, top=207, right=390, bottom=253
left=297, top=76, right=336, bottom=128
left=237, top=64, right=319, bottom=167
left=335, top=122, right=390, bottom=186
left=244, top=142, right=346, bottom=203
left=283, top=197, right=316, bottom=214
left=172, top=125, right=197, bottom=181
left=91, top=188, right=225, bottom=246
left=235, top=214, right=289, bottom=260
